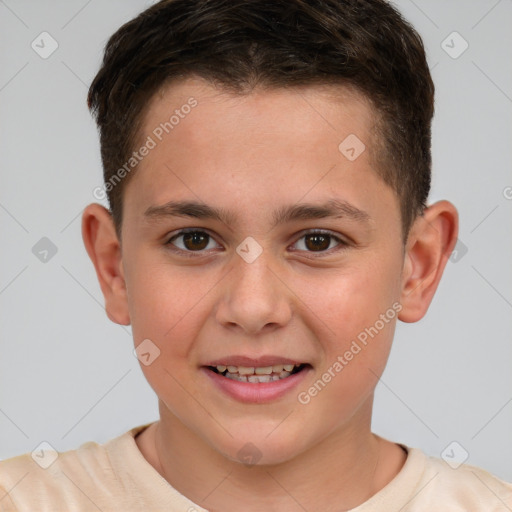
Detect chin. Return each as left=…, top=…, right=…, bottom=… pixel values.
left=208, top=426, right=310, bottom=467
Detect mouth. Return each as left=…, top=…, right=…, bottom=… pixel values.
left=201, top=360, right=312, bottom=403
left=207, top=363, right=309, bottom=383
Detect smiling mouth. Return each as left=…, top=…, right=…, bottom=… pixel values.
left=207, top=364, right=309, bottom=383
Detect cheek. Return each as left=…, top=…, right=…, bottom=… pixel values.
left=125, top=257, right=205, bottom=358
left=126, top=263, right=205, bottom=409
left=312, top=258, right=401, bottom=338
left=302, top=252, right=401, bottom=395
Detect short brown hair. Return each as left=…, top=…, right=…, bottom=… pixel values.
left=88, top=0, right=434, bottom=242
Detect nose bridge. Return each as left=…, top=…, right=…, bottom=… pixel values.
left=216, top=244, right=292, bottom=333
left=235, top=249, right=276, bottom=296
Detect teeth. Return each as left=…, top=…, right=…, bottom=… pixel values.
left=214, top=363, right=304, bottom=383
left=248, top=375, right=272, bottom=383
left=225, top=374, right=248, bottom=382
left=215, top=364, right=302, bottom=375
left=255, top=366, right=273, bottom=375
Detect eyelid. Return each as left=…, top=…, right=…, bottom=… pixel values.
left=165, top=227, right=350, bottom=256
left=166, top=227, right=223, bottom=254
left=289, top=228, right=349, bottom=255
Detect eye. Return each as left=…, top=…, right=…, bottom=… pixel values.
left=165, top=228, right=349, bottom=257
left=292, top=230, right=348, bottom=254
left=166, top=229, right=221, bottom=254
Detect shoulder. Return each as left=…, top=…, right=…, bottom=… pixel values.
left=408, top=447, right=512, bottom=511
left=0, top=440, right=114, bottom=511
left=0, top=425, right=149, bottom=511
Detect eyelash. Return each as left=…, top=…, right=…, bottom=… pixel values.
left=165, top=228, right=349, bottom=258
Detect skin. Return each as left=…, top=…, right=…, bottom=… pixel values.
left=82, top=77, right=458, bottom=511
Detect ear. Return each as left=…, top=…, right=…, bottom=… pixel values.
left=81, top=203, right=131, bottom=326
left=398, top=200, right=459, bottom=323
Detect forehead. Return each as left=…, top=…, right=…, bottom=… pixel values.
left=142, top=77, right=376, bottom=143
left=122, top=76, right=398, bottom=236
left=134, top=77, right=376, bottom=177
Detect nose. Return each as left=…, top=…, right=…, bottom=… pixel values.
left=215, top=249, right=293, bottom=335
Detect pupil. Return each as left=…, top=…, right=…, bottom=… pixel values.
left=184, top=232, right=208, bottom=250
left=306, top=234, right=329, bottom=251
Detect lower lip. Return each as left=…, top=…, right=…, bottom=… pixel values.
left=202, top=366, right=311, bottom=404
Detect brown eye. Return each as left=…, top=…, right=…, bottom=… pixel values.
left=182, top=232, right=209, bottom=250
left=304, top=233, right=331, bottom=251
left=292, top=230, right=347, bottom=254
left=167, top=230, right=219, bottom=253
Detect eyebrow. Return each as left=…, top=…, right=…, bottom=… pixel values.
left=143, top=198, right=371, bottom=228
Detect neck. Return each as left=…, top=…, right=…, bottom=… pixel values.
left=135, top=399, right=406, bottom=512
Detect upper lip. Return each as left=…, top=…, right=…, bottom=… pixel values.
left=204, top=355, right=308, bottom=367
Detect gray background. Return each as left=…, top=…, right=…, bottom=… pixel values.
left=1, top=0, right=511, bottom=483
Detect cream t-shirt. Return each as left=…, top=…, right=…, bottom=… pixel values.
left=1, top=423, right=511, bottom=511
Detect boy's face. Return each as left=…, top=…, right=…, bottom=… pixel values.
left=118, top=78, right=406, bottom=463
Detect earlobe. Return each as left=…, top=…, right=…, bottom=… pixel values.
left=81, top=204, right=131, bottom=326
left=398, top=200, right=459, bottom=323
